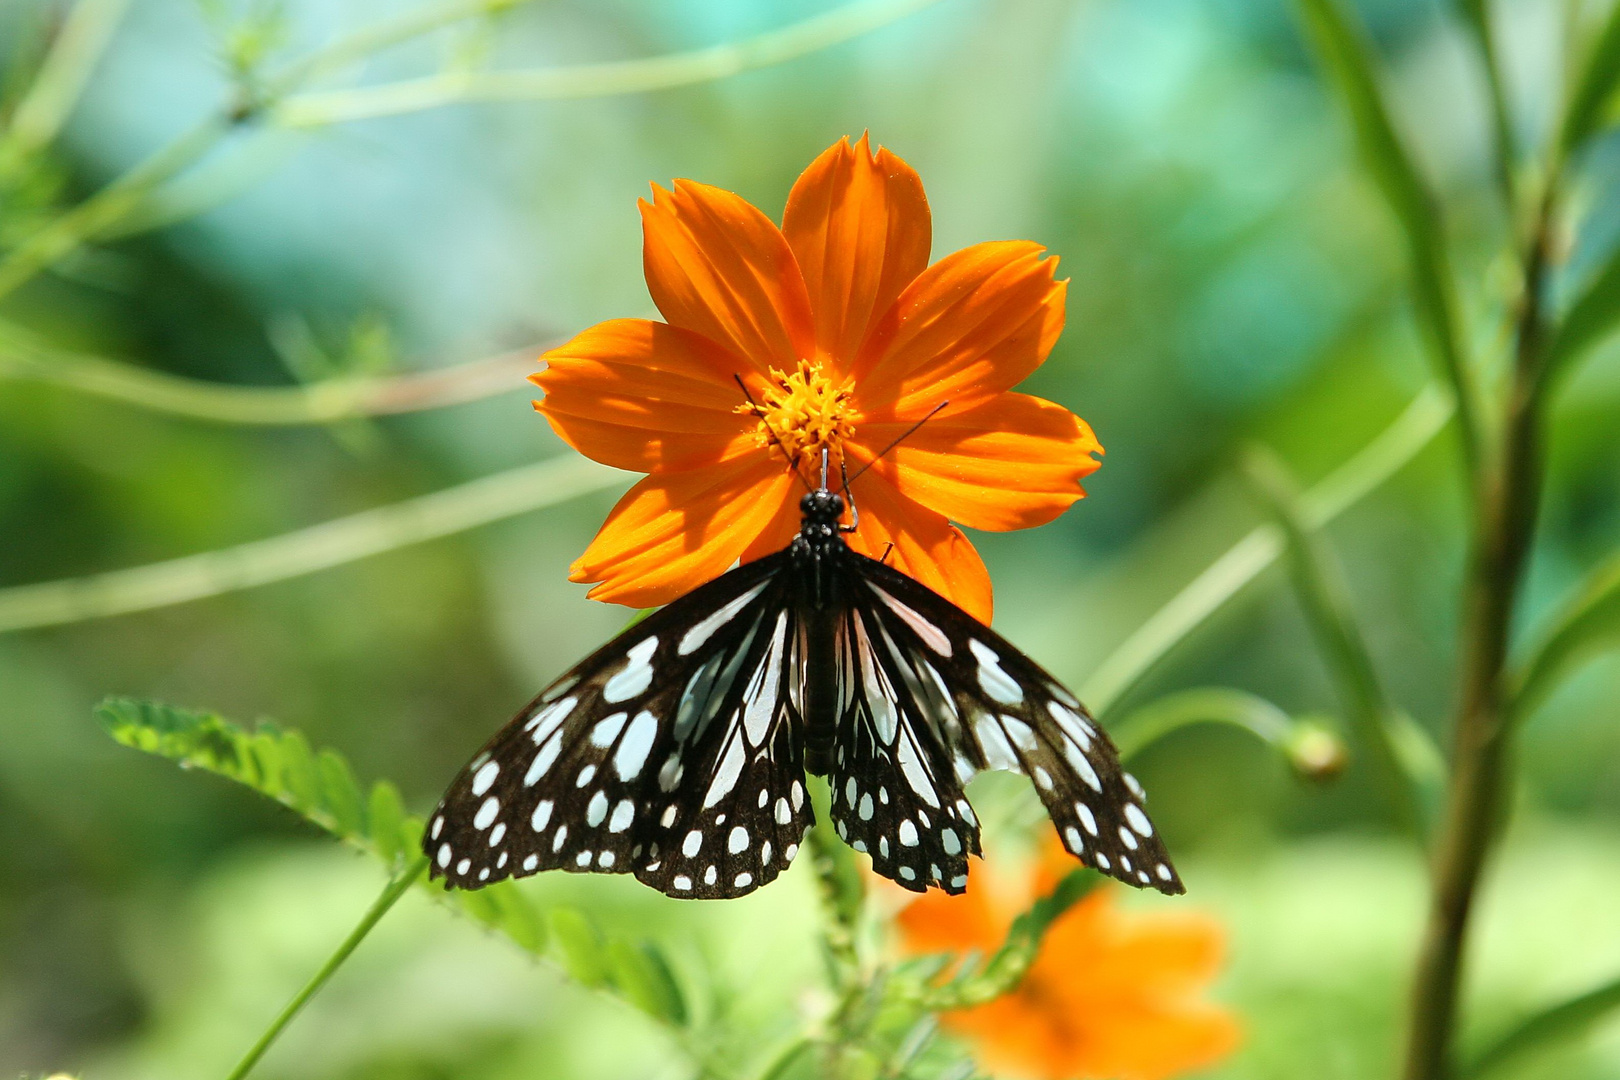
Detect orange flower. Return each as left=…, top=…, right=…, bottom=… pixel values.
left=533, top=135, right=1101, bottom=622
left=895, top=843, right=1240, bottom=1080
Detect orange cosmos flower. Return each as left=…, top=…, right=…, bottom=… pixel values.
left=895, top=843, right=1240, bottom=1080
left=533, top=135, right=1101, bottom=623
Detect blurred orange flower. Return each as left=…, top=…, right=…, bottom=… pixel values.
left=532, top=135, right=1101, bottom=623
left=895, top=844, right=1240, bottom=1080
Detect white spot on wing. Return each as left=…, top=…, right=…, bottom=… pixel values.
left=609, top=799, right=635, bottom=832
left=1125, top=803, right=1153, bottom=837
left=614, top=710, right=658, bottom=780
left=471, top=760, right=500, bottom=796
left=869, top=582, right=952, bottom=656
left=679, top=584, right=766, bottom=655
left=603, top=636, right=659, bottom=702
left=969, top=640, right=1023, bottom=705
left=473, top=797, right=499, bottom=830
left=590, top=711, right=629, bottom=748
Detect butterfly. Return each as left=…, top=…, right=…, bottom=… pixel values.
left=424, top=454, right=1182, bottom=900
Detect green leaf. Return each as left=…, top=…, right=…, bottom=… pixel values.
left=607, top=939, right=687, bottom=1023
left=317, top=748, right=366, bottom=838
left=1290, top=0, right=1478, bottom=471
left=918, top=871, right=1097, bottom=1010
left=1559, top=3, right=1620, bottom=157
left=1508, top=549, right=1620, bottom=721
left=368, top=781, right=407, bottom=868
left=97, top=698, right=708, bottom=1037
left=1545, top=245, right=1620, bottom=390
left=1242, top=445, right=1428, bottom=838
left=1464, top=974, right=1620, bottom=1077
left=548, top=907, right=610, bottom=988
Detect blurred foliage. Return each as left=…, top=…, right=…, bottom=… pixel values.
left=3, top=0, right=1620, bottom=1076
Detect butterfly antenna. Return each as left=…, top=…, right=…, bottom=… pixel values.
left=735, top=374, right=813, bottom=491
left=842, top=400, right=949, bottom=490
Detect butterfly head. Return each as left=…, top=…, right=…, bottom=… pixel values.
left=800, top=488, right=847, bottom=528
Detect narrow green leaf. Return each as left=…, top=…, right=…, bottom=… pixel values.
left=317, top=748, right=366, bottom=839
left=607, top=939, right=686, bottom=1023
left=1243, top=445, right=1428, bottom=838
left=1559, top=4, right=1620, bottom=156
left=1545, top=245, right=1620, bottom=389
left=548, top=908, right=610, bottom=988
left=367, top=781, right=407, bottom=867
left=1509, top=548, right=1620, bottom=721
left=1464, top=974, right=1620, bottom=1077
left=1290, top=0, right=1478, bottom=471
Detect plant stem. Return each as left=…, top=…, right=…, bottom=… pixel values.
left=1082, top=385, right=1451, bottom=716
left=0, top=321, right=542, bottom=424
left=0, top=453, right=624, bottom=633
left=1401, top=188, right=1557, bottom=1080
left=271, top=0, right=948, bottom=127
left=1244, top=446, right=1425, bottom=838
left=225, top=858, right=426, bottom=1080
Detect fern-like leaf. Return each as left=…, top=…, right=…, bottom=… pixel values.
left=97, top=697, right=689, bottom=1028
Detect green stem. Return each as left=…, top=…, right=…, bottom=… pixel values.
left=0, top=0, right=132, bottom=169
left=1243, top=446, right=1425, bottom=838
left=0, top=320, right=541, bottom=424
left=1401, top=184, right=1559, bottom=1080
left=1108, top=687, right=1346, bottom=784
left=0, top=453, right=625, bottom=633
left=224, top=858, right=426, bottom=1080
left=1082, top=385, right=1452, bottom=717
left=0, top=113, right=231, bottom=303
left=272, top=0, right=948, bottom=127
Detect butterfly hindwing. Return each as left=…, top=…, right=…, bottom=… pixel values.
left=826, top=603, right=981, bottom=894
left=632, top=606, right=815, bottom=898
left=424, top=553, right=812, bottom=898
left=849, top=553, right=1185, bottom=896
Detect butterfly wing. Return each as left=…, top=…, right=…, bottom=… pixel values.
left=844, top=551, right=1185, bottom=896
left=825, top=601, right=982, bottom=894
left=424, top=552, right=814, bottom=899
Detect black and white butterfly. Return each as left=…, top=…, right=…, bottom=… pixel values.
left=424, top=465, right=1182, bottom=900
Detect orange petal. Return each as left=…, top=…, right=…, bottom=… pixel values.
left=641, top=179, right=816, bottom=374
left=853, top=241, right=1066, bottom=416
left=853, top=392, right=1101, bottom=533
left=782, top=134, right=931, bottom=372
left=569, top=457, right=797, bottom=609
left=534, top=319, right=755, bottom=472
left=843, top=472, right=993, bottom=623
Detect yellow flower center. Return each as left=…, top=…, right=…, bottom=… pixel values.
left=737, top=359, right=857, bottom=474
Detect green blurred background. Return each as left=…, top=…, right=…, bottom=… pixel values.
left=2, top=0, right=1619, bottom=1076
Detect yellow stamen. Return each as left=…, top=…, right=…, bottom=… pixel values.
left=737, top=359, right=857, bottom=474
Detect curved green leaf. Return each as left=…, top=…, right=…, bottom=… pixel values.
left=1290, top=0, right=1478, bottom=472
left=1464, top=974, right=1620, bottom=1077
left=1509, top=549, right=1620, bottom=721
left=1559, top=3, right=1620, bottom=157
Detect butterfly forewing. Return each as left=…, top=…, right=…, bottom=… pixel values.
left=424, top=554, right=812, bottom=897
left=849, top=555, right=1185, bottom=896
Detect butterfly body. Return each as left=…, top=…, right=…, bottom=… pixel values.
left=425, top=482, right=1183, bottom=900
